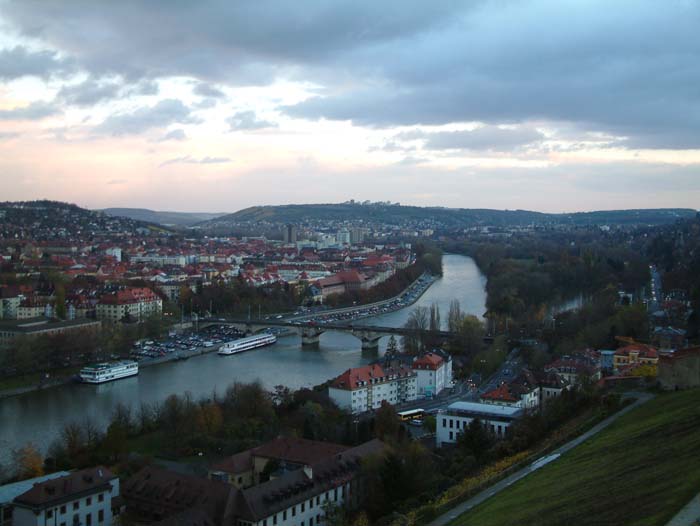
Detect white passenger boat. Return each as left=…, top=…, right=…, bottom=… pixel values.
left=80, top=360, right=139, bottom=384
left=218, top=333, right=277, bottom=355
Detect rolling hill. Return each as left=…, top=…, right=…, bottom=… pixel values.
left=101, top=208, right=228, bottom=227
left=198, top=203, right=697, bottom=229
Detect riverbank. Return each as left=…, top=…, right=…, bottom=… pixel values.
left=0, top=273, right=439, bottom=400
left=293, top=271, right=438, bottom=325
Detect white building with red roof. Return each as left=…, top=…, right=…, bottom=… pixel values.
left=412, top=350, right=453, bottom=397
left=97, top=287, right=162, bottom=322
left=328, top=363, right=417, bottom=414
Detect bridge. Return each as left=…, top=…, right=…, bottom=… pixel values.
left=201, top=318, right=457, bottom=350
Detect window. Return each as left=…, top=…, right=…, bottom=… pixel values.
left=86, top=513, right=92, bottom=526
left=86, top=497, right=91, bottom=506
left=334, top=488, right=338, bottom=500
left=292, top=505, right=296, bottom=517
left=310, top=519, right=314, bottom=526
left=98, top=511, right=104, bottom=523
left=283, top=511, right=287, bottom=520
left=273, top=515, right=277, bottom=525
left=47, top=510, right=54, bottom=519
left=442, top=418, right=446, bottom=427
left=73, top=502, right=79, bottom=511
left=263, top=521, right=267, bottom=526
left=301, top=502, right=305, bottom=512
left=98, top=494, right=104, bottom=503
left=449, top=419, right=453, bottom=429
left=72, top=514, right=79, bottom=525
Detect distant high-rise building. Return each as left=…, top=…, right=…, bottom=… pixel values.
left=350, top=227, right=364, bottom=244
left=282, top=223, right=298, bottom=244
left=336, top=229, right=350, bottom=245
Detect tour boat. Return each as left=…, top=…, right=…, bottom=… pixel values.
left=80, top=360, right=139, bottom=384
left=218, top=333, right=277, bottom=355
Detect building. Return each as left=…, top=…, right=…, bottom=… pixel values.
left=12, top=467, right=119, bottom=526
left=658, top=346, right=700, bottom=390
left=613, top=343, right=659, bottom=371
left=0, top=287, right=21, bottom=320
left=544, top=356, right=601, bottom=385
left=124, top=439, right=385, bottom=526
left=349, top=228, right=364, bottom=245
left=97, top=287, right=162, bottom=323
left=436, top=401, right=523, bottom=447
left=209, top=436, right=348, bottom=489
left=335, top=230, right=350, bottom=245
left=412, top=350, right=452, bottom=397
left=480, top=369, right=541, bottom=409
left=0, top=318, right=102, bottom=347
left=328, top=363, right=417, bottom=414
left=282, top=224, right=298, bottom=244
left=0, top=472, right=71, bottom=526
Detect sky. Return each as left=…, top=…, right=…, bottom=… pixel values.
left=0, top=0, right=699, bottom=214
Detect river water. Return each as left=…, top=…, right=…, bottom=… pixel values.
left=0, top=254, right=486, bottom=465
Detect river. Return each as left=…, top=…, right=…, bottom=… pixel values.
left=0, top=254, right=486, bottom=465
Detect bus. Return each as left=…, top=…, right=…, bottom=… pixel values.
left=397, top=408, right=425, bottom=423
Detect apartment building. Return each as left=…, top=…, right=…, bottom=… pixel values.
left=96, top=287, right=162, bottom=322
left=11, top=467, right=119, bottom=526
left=328, top=364, right=417, bottom=414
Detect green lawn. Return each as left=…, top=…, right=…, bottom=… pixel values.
left=452, top=389, right=700, bottom=526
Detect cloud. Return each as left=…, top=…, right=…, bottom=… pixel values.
left=94, top=99, right=199, bottom=136
left=227, top=110, right=276, bottom=131
left=398, top=125, right=545, bottom=151
left=0, top=101, right=60, bottom=120
left=107, top=178, right=127, bottom=185
left=58, top=78, right=122, bottom=106
left=2, top=0, right=700, bottom=152
left=193, top=82, right=226, bottom=98
left=159, top=128, right=187, bottom=141
left=159, top=155, right=231, bottom=167
left=0, top=131, right=21, bottom=140
left=0, top=45, right=72, bottom=80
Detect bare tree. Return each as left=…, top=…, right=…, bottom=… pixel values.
left=448, top=299, right=463, bottom=333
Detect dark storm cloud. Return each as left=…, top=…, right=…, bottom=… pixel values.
left=227, top=110, right=276, bottom=131
left=0, top=45, right=72, bottom=80
left=0, top=101, right=60, bottom=120
left=94, top=99, right=199, bottom=136
left=2, top=0, right=462, bottom=82
left=3, top=0, right=700, bottom=148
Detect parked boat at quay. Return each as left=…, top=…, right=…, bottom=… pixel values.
left=79, top=361, right=139, bottom=384
left=218, top=333, right=277, bottom=355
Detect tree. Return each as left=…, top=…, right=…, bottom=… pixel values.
left=374, top=401, right=400, bottom=442
left=402, top=306, right=430, bottom=353
left=447, top=300, right=463, bottom=333
left=429, top=302, right=441, bottom=331
left=386, top=335, right=399, bottom=355
left=13, top=443, right=44, bottom=480
left=456, top=418, right=495, bottom=462
left=455, top=315, right=485, bottom=355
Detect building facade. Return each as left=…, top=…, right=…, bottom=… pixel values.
left=412, top=350, right=452, bottom=397
left=328, top=364, right=417, bottom=414
left=12, top=467, right=119, bottom=526
left=97, top=287, right=162, bottom=322
left=436, top=401, right=523, bottom=447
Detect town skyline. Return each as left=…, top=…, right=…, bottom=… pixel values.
left=1, top=1, right=700, bottom=212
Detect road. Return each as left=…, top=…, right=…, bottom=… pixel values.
left=428, top=392, right=655, bottom=526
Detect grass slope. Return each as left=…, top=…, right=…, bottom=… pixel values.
left=452, top=389, right=700, bottom=526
